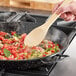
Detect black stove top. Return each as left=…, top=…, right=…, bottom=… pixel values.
left=0, top=63, right=57, bottom=76
left=0, top=11, right=76, bottom=76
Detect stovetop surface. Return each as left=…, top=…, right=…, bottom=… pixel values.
left=2, top=63, right=56, bottom=76
left=0, top=9, right=76, bottom=76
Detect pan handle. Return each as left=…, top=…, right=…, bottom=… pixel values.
left=40, top=54, right=69, bottom=64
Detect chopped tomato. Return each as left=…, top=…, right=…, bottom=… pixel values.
left=51, top=50, right=55, bottom=53
left=11, top=31, right=16, bottom=35
left=0, top=55, right=7, bottom=60
left=0, top=31, right=60, bottom=60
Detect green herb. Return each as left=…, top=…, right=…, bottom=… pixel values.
left=17, top=47, right=20, bottom=50
left=55, top=48, right=57, bottom=53
left=31, top=53, right=33, bottom=56
left=54, top=44, right=60, bottom=52
left=4, top=49, right=11, bottom=57
left=14, top=34, right=19, bottom=37
left=5, top=35, right=9, bottom=39
left=37, top=52, right=41, bottom=56
left=46, top=48, right=51, bottom=52
left=31, top=50, right=37, bottom=56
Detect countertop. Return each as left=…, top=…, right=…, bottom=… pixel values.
left=26, top=0, right=63, bottom=3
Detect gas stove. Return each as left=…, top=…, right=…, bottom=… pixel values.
left=0, top=10, right=76, bottom=76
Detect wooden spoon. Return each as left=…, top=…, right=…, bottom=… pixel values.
left=24, top=0, right=72, bottom=47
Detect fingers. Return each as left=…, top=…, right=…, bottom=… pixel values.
left=56, top=5, right=71, bottom=14
left=60, top=12, right=75, bottom=21
left=60, top=13, right=67, bottom=19
left=52, top=1, right=76, bottom=21
left=52, top=1, right=71, bottom=14
left=65, top=15, right=75, bottom=21
left=73, top=16, right=76, bottom=21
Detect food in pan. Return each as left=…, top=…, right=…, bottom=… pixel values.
left=0, top=31, right=60, bottom=60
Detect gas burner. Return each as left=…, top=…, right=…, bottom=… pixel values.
left=0, top=11, right=36, bottom=23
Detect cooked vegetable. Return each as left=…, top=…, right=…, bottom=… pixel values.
left=4, top=49, right=11, bottom=57
left=0, top=31, right=60, bottom=60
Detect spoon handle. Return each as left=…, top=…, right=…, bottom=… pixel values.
left=44, top=0, right=73, bottom=29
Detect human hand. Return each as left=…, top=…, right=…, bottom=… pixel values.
left=52, top=1, right=76, bottom=21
